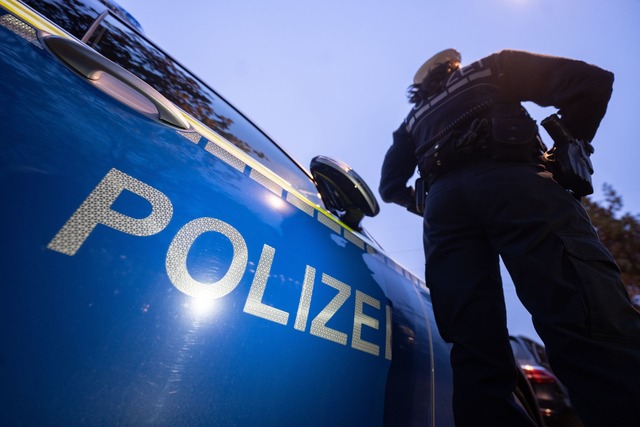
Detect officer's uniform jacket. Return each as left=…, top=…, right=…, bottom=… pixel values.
left=379, top=49, right=614, bottom=211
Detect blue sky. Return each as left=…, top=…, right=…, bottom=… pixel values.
left=122, top=0, right=640, bottom=340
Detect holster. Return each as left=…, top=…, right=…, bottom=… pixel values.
left=544, top=141, right=594, bottom=197
left=541, top=114, right=594, bottom=197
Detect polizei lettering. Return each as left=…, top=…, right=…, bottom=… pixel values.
left=47, top=168, right=392, bottom=360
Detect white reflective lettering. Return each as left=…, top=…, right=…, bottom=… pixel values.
left=48, top=168, right=393, bottom=359
left=294, top=265, right=316, bottom=332
left=310, top=273, right=351, bottom=345
left=166, top=217, right=247, bottom=299
left=48, top=168, right=173, bottom=255
left=243, top=244, right=290, bottom=325
left=351, top=290, right=380, bottom=356
left=386, top=304, right=393, bottom=361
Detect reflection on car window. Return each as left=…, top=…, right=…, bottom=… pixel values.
left=23, top=0, right=104, bottom=39
left=530, top=341, right=550, bottom=366
left=84, top=15, right=320, bottom=203
left=510, top=339, right=528, bottom=360
left=96, top=0, right=144, bottom=33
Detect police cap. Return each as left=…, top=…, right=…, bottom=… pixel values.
left=413, top=48, right=461, bottom=84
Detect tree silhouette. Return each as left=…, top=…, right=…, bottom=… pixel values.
left=582, top=184, right=640, bottom=305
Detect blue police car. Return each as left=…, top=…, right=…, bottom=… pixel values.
left=0, top=0, right=543, bottom=425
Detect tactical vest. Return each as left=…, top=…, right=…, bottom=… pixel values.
left=406, top=54, right=541, bottom=181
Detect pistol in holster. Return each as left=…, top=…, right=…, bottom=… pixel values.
left=541, top=114, right=594, bottom=198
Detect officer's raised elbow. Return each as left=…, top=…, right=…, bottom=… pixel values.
left=378, top=183, right=395, bottom=204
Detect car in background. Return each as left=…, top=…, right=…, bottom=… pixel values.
left=0, top=0, right=543, bottom=424
left=511, top=336, right=583, bottom=427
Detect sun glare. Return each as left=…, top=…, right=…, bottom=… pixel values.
left=266, top=193, right=286, bottom=210
left=184, top=296, right=218, bottom=318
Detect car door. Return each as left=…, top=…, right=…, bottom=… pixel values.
left=0, top=1, right=450, bottom=425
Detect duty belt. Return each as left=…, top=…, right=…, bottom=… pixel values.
left=414, top=100, right=494, bottom=158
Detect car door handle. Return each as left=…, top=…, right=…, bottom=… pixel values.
left=43, top=35, right=189, bottom=130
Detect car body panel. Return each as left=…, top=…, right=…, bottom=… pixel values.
left=0, top=3, right=457, bottom=425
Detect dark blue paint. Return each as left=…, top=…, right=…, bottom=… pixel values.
left=0, top=9, right=454, bottom=425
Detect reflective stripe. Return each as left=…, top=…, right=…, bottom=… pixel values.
left=406, top=61, right=495, bottom=134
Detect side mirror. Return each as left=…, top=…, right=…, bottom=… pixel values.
left=310, top=156, right=380, bottom=230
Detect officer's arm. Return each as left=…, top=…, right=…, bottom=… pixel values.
left=379, top=124, right=418, bottom=213
left=494, top=49, right=614, bottom=142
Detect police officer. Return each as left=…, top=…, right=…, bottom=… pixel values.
left=379, top=49, right=640, bottom=427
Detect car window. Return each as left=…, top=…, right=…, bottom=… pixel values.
left=22, top=0, right=104, bottom=39
left=530, top=341, right=550, bottom=366
left=510, top=339, right=529, bottom=361
left=23, top=0, right=144, bottom=35
left=97, top=0, right=144, bottom=32
left=23, top=0, right=321, bottom=205
left=83, top=14, right=320, bottom=203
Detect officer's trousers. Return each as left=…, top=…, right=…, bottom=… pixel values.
left=423, top=160, right=640, bottom=427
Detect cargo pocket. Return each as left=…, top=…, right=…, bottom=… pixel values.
left=558, top=233, right=640, bottom=345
